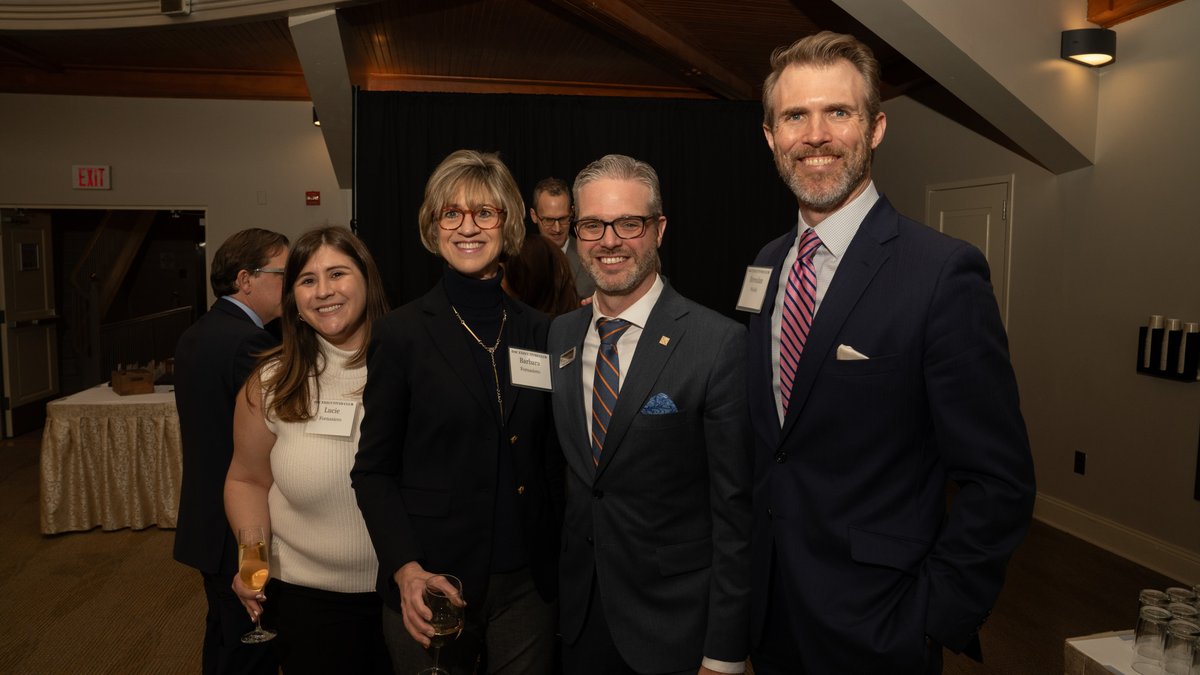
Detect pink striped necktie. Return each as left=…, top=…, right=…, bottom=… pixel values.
left=780, top=228, right=822, bottom=413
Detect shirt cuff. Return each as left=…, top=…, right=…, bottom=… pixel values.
left=701, top=657, right=745, bottom=673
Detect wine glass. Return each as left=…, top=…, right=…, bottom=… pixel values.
left=423, top=574, right=464, bottom=674
left=237, top=526, right=277, bottom=644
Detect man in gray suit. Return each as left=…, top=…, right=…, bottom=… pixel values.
left=530, top=176, right=595, bottom=299
left=549, top=154, right=752, bottom=675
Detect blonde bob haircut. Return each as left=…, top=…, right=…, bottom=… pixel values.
left=418, top=149, right=526, bottom=258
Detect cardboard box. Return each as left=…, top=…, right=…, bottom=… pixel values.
left=1065, top=630, right=1135, bottom=675
left=111, top=369, right=155, bottom=396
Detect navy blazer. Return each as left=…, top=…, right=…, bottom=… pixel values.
left=746, top=196, right=1036, bottom=672
left=173, top=298, right=277, bottom=575
left=351, top=282, right=562, bottom=612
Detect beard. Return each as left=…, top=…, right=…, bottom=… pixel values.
left=774, top=135, right=873, bottom=214
left=582, top=243, right=660, bottom=296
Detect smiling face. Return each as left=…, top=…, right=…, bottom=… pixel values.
left=575, top=177, right=664, bottom=316
left=437, top=185, right=505, bottom=279
left=294, top=244, right=368, bottom=350
left=763, top=60, right=886, bottom=225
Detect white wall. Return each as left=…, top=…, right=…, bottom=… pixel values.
left=0, top=94, right=351, bottom=303
left=874, top=0, right=1200, bottom=582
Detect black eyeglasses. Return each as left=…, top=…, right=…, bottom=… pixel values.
left=535, top=214, right=572, bottom=229
left=572, top=215, right=658, bottom=241
left=438, top=206, right=505, bottom=230
left=254, top=267, right=285, bottom=275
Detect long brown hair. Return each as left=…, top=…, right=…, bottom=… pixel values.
left=255, top=226, right=389, bottom=422
left=503, top=235, right=579, bottom=316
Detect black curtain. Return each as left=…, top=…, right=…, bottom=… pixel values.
left=355, top=91, right=797, bottom=317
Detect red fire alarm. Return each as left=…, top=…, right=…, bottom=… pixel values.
left=305, top=191, right=321, bottom=206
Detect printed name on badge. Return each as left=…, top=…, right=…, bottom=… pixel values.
left=736, top=266, right=773, bottom=313
left=305, top=399, right=358, bottom=437
left=509, top=347, right=552, bottom=391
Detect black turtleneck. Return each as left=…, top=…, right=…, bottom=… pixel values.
left=440, top=265, right=526, bottom=573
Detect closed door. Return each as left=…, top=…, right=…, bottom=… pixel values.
left=0, top=209, right=60, bottom=437
left=926, top=181, right=1011, bottom=322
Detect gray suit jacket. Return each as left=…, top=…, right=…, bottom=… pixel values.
left=549, top=281, right=752, bottom=673
left=564, top=241, right=596, bottom=299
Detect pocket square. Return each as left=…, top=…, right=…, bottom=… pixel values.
left=836, top=344, right=870, bottom=361
left=640, top=392, right=678, bottom=415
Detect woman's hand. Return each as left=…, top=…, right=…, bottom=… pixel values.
left=231, top=571, right=266, bottom=621
left=395, top=561, right=436, bottom=647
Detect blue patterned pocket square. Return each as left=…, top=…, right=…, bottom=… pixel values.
left=640, top=392, right=678, bottom=415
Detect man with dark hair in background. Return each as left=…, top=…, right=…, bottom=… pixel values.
left=173, top=227, right=288, bottom=675
left=531, top=176, right=595, bottom=299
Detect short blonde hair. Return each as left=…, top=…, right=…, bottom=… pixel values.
left=418, top=149, right=526, bottom=257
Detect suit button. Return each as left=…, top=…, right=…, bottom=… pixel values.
left=516, top=485, right=526, bottom=495
left=767, top=507, right=773, bottom=518
left=592, top=489, right=603, bottom=499
left=586, top=536, right=594, bottom=546
left=510, top=435, right=518, bottom=444
left=775, top=451, right=787, bottom=463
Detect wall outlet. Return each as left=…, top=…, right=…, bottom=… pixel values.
left=1074, top=451, right=1086, bottom=475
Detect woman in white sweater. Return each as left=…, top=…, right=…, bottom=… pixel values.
left=225, top=226, right=391, bottom=674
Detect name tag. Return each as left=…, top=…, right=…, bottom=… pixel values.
left=736, top=266, right=773, bottom=313
left=509, top=347, right=552, bottom=391
left=304, top=399, right=358, bottom=437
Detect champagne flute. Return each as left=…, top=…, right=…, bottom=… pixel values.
left=423, top=574, right=464, bottom=673
left=237, top=526, right=277, bottom=644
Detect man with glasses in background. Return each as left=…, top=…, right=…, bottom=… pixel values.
left=174, top=227, right=288, bottom=675
left=530, top=176, right=594, bottom=298
left=548, top=154, right=752, bottom=675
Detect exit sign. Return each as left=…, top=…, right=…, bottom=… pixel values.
left=73, top=165, right=111, bottom=190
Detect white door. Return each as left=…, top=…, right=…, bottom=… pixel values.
left=0, top=209, right=60, bottom=437
left=926, top=180, right=1011, bottom=323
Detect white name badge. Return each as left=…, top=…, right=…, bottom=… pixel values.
left=509, top=347, right=552, bottom=391
left=305, top=399, right=358, bottom=437
left=736, top=266, right=774, bottom=313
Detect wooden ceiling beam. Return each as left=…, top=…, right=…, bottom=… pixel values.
left=0, top=65, right=311, bottom=100
left=366, top=72, right=714, bottom=99
left=546, top=0, right=756, bottom=100
left=1087, top=0, right=1185, bottom=27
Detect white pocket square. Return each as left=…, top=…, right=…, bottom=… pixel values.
left=836, top=344, right=870, bottom=361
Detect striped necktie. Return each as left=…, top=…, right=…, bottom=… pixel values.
left=780, top=228, right=822, bottom=413
left=591, top=317, right=631, bottom=465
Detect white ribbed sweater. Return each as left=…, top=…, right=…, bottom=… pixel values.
left=264, top=338, right=378, bottom=593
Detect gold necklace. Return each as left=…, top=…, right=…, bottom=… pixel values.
left=451, top=306, right=507, bottom=418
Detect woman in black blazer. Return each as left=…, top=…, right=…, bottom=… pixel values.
left=351, top=149, right=562, bottom=675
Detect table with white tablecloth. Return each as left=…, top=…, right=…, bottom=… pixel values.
left=39, top=384, right=181, bottom=534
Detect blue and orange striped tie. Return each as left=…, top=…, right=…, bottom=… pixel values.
left=591, top=318, right=631, bottom=465
left=780, top=228, right=822, bottom=414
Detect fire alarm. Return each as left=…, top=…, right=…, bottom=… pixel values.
left=306, top=191, right=321, bottom=206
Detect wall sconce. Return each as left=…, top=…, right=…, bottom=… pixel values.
left=1061, top=28, right=1116, bottom=67
left=312, top=106, right=321, bottom=127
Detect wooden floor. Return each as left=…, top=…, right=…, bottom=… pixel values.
left=0, top=428, right=1181, bottom=674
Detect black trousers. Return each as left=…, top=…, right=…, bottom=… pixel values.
left=200, top=570, right=277, bottom=675
left=266, top=578, right=393, bottom=675
left=560, top=576, right=693, bottom=675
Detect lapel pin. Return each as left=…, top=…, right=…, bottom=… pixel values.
left=659, top=336, right=670, bottom=346
left=559, top=347, right=576, bottom=368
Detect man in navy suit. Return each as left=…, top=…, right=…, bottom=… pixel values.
left=174, top=227, right=287, bottom=675
left=550, top=154, right=752, bottom=674
left=746, top=32, right=1036, bottom=674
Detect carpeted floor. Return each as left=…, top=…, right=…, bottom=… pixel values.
left=0, top=427, right=1183, bottom=674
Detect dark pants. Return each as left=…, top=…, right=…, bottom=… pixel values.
left=266, top=578, right=392, bottom=675
left=560, top=577, right=691, bottom=675
left=200, top=571, right=277, bottom=675
left=383, top=568, right=556, bottom=675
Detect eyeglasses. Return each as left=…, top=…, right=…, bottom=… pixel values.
left=573, top=215, right=658, bottom=241
left=254, top=267, right=285, bottom=275
left=535, top=214, right=572, bottom=229
left=438, top=206, right=505, bottom=230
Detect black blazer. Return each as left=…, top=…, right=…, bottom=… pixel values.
left=173, top=298, right=277, bottom=575
left=351, top=282, right=562, bottom=611
left=746, top=196, right=1036, bottom=672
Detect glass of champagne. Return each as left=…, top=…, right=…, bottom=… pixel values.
left=423, top=574, right=464, bottom=674
left=237, top=526, right=276, bottom=644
